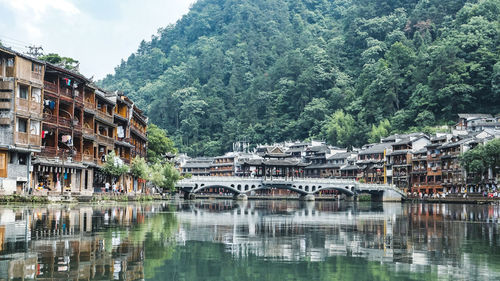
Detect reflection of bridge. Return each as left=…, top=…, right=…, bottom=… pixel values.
left=177, top=177, right=406, bottom=201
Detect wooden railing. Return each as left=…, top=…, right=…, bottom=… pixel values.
left=83, top=127, right=94, bottom=136
left=43, top=81, right=58, bottom=93
left=15, top=132, right=28, bottom=145
left=60, top=87, right=72, bottom=98
left=16, top=98, right=29, bottom=112
left=97, top=134, right=114, bottom=146
left=43, top=113, right=57, bottom=124
left=29, top=101, right=42, bottom=115
left=84, top=101, right=95, bottom=110
left=40, top=146, right=57, bottom=157
left=97, top=110, right=113, bottom=124
left=83, top=154, right=94, bottom=163
left=29, top=134, right=40, bottom=146
left=58, top=116, right=72, bottom=127
left=0, top=101, right=11, bottom=109
left=31, top=71, right=42, bottom=82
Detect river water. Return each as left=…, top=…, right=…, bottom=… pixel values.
left=0, top=200, right=498, bottom=280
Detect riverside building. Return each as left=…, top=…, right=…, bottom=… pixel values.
left=0, top=47, right=148, bottom=196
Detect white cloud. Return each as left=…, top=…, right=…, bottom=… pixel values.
left=0, top=0, right=196, bottom=79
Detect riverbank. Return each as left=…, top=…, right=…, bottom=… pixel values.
left=406, top=197, right=500, bottom=204
left=0, top=193, right=166, bottom=204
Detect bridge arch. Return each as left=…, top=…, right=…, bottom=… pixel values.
left=314, top=186, right=355, bottom=196
left=192, top=184, right=241, bottom=195
left=247, top=185, right=308, bottom=196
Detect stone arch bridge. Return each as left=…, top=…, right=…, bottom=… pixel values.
left=176, top=177, right=406, bottom=201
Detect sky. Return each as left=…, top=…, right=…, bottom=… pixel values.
left=0, top=0, right=196, bottom=79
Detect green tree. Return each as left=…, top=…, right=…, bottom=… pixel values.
left=323, top=110, right=363, bottom=148
left=39, top=53, right=80, bottom=71
left=101, top=151, right=129, bottom=181
left=130, top=156, right=149, bottom=180
left=149, top=162, right=180, bottom=192
left=147, top=124, right=177, bottom=163
left=368, top=119, right=391, bottom=143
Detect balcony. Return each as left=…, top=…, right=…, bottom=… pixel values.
left=130, top=124, right=147, bottom=140
left=43, top=81, right=58, bottom=93
left=58, top=116, right=72, bottom=128
left=60, top=87, right=73, bottom=99
left=0, top=101, right=11, bottom=109
left=31, top=71, right=42, bottom=82
left=97, top=134, right=114, bottom=147
left=43, top=113, right=57, bottom=124
left=0, top=80, right=14, bottom=91
left=40, top=146, right=57, bottom=157
left=84, top=101, right=96, bottom=111
left=83, top=126, right=94, bottom=136
left=15, top=132, right=28, bottom=145
left=29, top=134, right=40, bottom=146
left=96, top=110, right=113, bottom=124
left=29, top=102, right=42, bottom=115
left=83, top=154, right=94, bottom=163
left=15, top=98, right=29, bottom=113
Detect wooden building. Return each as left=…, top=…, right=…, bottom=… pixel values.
left=0, top=47, right=44, bottom=194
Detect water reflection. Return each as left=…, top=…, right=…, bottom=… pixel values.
left=175, top=201, right=500, bottom=280
left=0, top=204, right=176, bottom=280
left=0, top=201, right=498, bottom=280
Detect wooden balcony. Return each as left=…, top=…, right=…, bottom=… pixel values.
left=0, top=80, right=14, bottom=91
left=40, top=146, right=57, bottom=157
left=43, top=113, right=57, bottom=124
left=29, top=102, right=42, bottom=115
left=96, top=110, right=113, bottom=124
left=60, top=87, right=72, bottom=98
left=31, top=71, right=42, bottom=82
left=83, top=154, right=94, bottom=163
left=29, top=134, right=40, bottom=146
left=15, top=132, right=28, bottom=145
left=0, top=101, right=11, bottom=109
left=121, top=157, right=131, bottom=164
left=15, top=98, right=29, bottom=113
left=58, top=116, right=72, bottom=128
left=83, top=127, right=94, bottom=136
left=97, top=134, right=114, bottom=147
left=84, top=101, right=95, bottom=111
left=43, top=81, right=58, bottom=93
left=74, top=152, right=82, bottom=162
left=130, top=124, right=147, bottom=140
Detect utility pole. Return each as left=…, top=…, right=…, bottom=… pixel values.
left=26, top=45, right=44, bottom=57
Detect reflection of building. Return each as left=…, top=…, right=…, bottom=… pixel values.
left=0, top=205, right=159, bottom=280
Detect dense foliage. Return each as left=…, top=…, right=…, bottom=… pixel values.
left=460, top=139, right=500, bottom=184
left=100, top=0, right=500, bottom=155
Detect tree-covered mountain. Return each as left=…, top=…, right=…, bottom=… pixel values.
left=99, top=0, right=500, bottom=156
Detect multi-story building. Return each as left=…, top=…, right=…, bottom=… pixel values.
left=210, top=153, right=238, bottom=176
left=357, top=143, right=390, bottom=184
left=34, top=63, right=93, bottom=194
left=181, top=157, right=213, bottom=176
left=0, top=47, right=44, bottom=195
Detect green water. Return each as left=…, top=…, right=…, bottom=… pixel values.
left=0, top=201, right=498, bottom=280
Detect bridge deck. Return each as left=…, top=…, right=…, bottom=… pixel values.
left=177, top=177, right=406, bottom=199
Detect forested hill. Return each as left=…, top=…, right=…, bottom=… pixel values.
left=99, top=0, right=500, bottom=156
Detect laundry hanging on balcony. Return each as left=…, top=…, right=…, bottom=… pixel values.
left=61, top=135, right=72, bottom=145
left=62, top=78, right=71, bottom=86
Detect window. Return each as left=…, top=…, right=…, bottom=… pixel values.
left=19, top=85, right=28, bottom=99
left=17, top=118, right=27, bottom=133
left=7, top=58, right=13, bottom=67
left=9, top=152, right=14, bottom=164
left=31, top=88, right=41, bottom=103
left=31, top=63, right=42, bottom=73
left=18, top=153, right=27, bottom=165
left=30, top=120, right=40, bottom=135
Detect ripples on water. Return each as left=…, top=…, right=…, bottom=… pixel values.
left=0, top=201, right=498, bottom=280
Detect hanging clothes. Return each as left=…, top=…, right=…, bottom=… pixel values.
left=49, top=101, right=55, bottom=110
